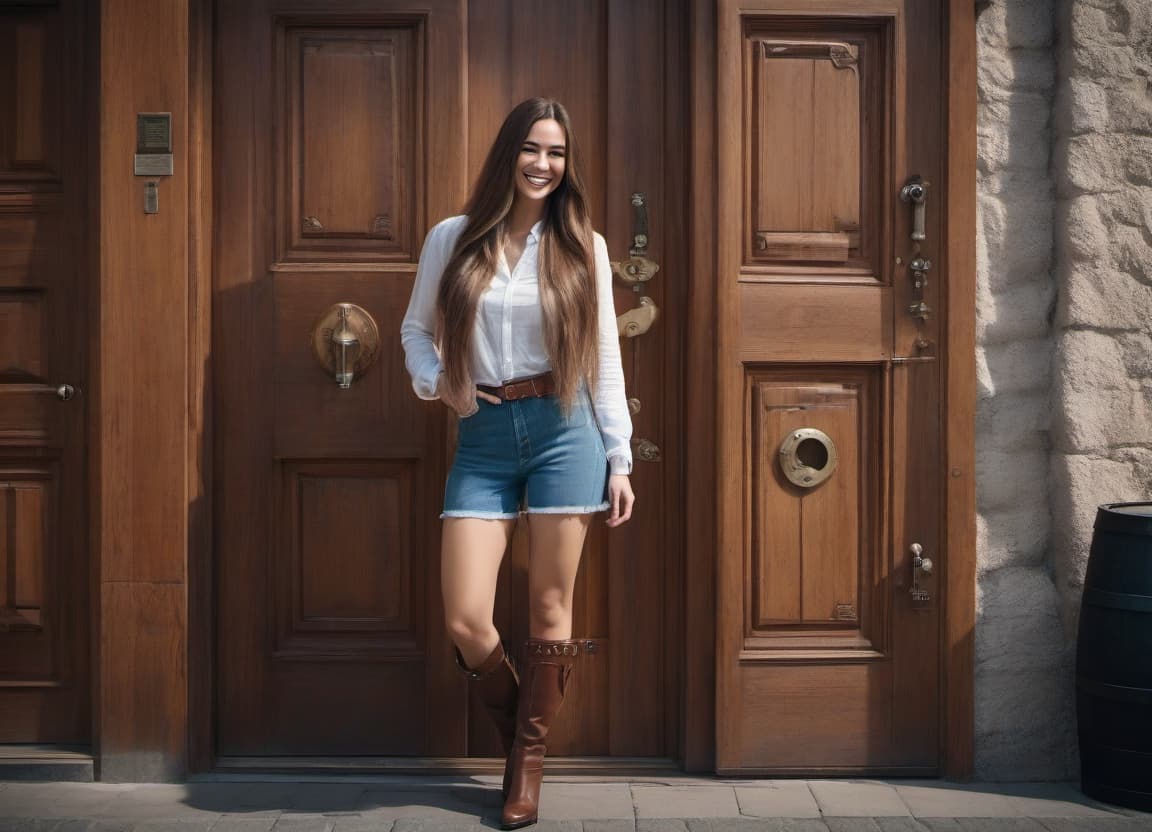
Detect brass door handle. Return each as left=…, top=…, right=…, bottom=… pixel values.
left=616, top=297, right=659, bottom=337
left=0, top=383, right=77, bottom=400
left=310, top=303, right=380, bottom=388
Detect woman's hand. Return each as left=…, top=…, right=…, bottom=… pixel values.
left=606, top=474, right=634, bottom=527
left=442, top=384, right=502, bottom=417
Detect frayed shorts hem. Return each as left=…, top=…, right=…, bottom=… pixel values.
left=525, top=501, right=610, bottom=514
left=439, top=509, right=520, bottom=520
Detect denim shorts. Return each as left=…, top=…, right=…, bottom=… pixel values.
left=441, top=389, right=610, bottom=519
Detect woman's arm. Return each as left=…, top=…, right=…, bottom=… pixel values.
left=400, top=216, right=466, bottom=399
left=590, top=233, right=634, bottom=475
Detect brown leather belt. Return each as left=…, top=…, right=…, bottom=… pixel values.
left=477, top=371, right=556, bottom=401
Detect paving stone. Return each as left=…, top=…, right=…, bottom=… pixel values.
left=1001, top=784, right=1120, bottom=819
left=208, top=820, right=278, bottom=832
left=539, top=784, right=633, bottom=821
left=284, top=787, right=370, bottom=815
left=637, top=821, right=689, bottom=832
left=808, top=783, right=910, bottom=818
left=54, top=821, right=98, bottom=832
left=270, top=820, right=332, bottom=832
left=953, top=821, right=1049, bottom=832
left=524, top=822, right=583, bottom=832
left=1036, top=819, right=1152, bottom=831
left=183, top=785, right=297, bottom=815
left=354, top=788, right=480, bottom=822
left=133, top=822, right=217, bottom=832
left=0, top=821, right=73, bottom=832
left=327, top=820, right=390, bottom=832
left=686, top=820, right=830, bottom=831
left=895, top=785, right=1020, bottom=819
left=391, top=819, right=485, bottom=832
left=82, top=823, right=136, bottom=832
left=584, top=820, right=637, bottom=832
left=0, top=785, right=134, bottom=819
left=632, top=788, right=741, bottom=819
left=734, top=782, right=820, bottom=818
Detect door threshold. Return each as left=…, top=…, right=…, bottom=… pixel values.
left=207, top=756, right=681, bottom=780
left=0, top=745, right=94, bottom=782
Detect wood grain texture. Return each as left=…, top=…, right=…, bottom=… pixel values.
left=739, top=283, right=891, bottom=362
left=96, top=0, right=189, bottom=779
left=683, top=0, right=717, bottom=772
left=0, top=0, right=90, bottom=746
left=717, top=0, right=952, bottom=775
left=944, top=0, right=977, bottom=779
left=98, top=581, right=187, bottom=781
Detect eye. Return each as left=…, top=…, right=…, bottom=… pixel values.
left=550, top=150, right=566, bottom=158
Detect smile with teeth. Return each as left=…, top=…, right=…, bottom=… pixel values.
left=524, top=173, right=552, bottom=187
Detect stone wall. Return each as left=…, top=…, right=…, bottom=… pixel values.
left=975, top=0, right=1071, bottom=781
left=974, top=0, right=1152, bottom=780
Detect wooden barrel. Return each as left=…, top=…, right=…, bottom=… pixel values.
left=1077, top=502, right=1152, bottom=811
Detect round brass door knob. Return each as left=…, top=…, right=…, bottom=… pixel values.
left=310, top=303, right=380, bottom=388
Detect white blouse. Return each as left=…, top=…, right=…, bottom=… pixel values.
left=400, top=215, right=634, bottom=475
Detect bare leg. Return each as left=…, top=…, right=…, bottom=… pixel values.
left=441, top=516, right=517, bottom=668
left=526, top=513, right=592, bottom=640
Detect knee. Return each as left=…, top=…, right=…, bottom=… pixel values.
left=528, top=593, right=570, bottom=632
left=444, top=615, right=495, bottom=647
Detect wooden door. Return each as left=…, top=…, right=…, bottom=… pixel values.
left=0, top=2, right=90, bottom=744
left=214, top=0, right=683, bottom=761
left=715, top=0, right=947, bottom=773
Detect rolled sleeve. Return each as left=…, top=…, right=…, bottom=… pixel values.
left=590, top=233, right=634, bottom=474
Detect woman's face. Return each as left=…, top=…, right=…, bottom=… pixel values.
left=513, top=118, right=567, bottom=205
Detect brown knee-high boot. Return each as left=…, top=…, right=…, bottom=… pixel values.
left=501, top=639, right=579, bottom=830
left=454, top=639, right=520, bottom=791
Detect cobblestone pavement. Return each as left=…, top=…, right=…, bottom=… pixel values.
left=0, top=778, right=1150, bottom=831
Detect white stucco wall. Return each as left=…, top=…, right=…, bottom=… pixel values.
left=974, top=0, right=1152, bottom=779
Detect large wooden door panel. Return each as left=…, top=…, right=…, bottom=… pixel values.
left=215, top=0, right=683, bottom=762
left=214, top=0, right=466, bottom=756
left=717, top=0, right=944, bottom=773
left=0, top=4, right=89, bottom=744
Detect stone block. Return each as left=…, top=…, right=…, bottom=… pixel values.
left=1104, top=81, right=1152, bottom=133
left=978, top=47, right=1055, bottom=96
left=1054, top=79, right=1109, bottom=134
left=979, top=94, right=1052, bottom=174
left=976, top=443, right=1049, bottom=511
left=975, top=390, right=1050, bottom=451
left=1056, top=330, right=1130, bottom=393
left=806, top=782, right=910, bottom=818
left=1049, top=453, right=1144, bottom=606
left=1055, top=266, right=1152, bottom=331
left=631, top=787, right=740, bottom=819
left=734, top=782, right=820, bottom=818
left=974, top=662, right=1074, bottom=782
left=1055, top=196, right=1109, bottom=264
left=979, top=340, right=1052, bottom=398
left=979, top=194, right=1053, bottom=290
left=977, top=0, right=1056, bottom=49
left=1052, top=385, right=1152, bottom=453
left=1058, top=134, right=1152, bottom=194
left=976, top=505, right=1049, bottom=574
left=976, top=280, right=1055, bottom=347
left=977, top=567, right=1067, bottom=674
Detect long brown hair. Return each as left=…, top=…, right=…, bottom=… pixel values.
left=435, top=98, right=599, bottom=414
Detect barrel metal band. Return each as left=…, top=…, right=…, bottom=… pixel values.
left=1083, top=587, right=1152, bottom=613
left=1077, top=677, right=1152, bottom=704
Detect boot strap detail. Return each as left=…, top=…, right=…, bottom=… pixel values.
left=527, top=641, right=579, bottom=658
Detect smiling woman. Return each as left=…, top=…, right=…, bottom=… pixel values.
left=400, top=97, right=635, bottom=830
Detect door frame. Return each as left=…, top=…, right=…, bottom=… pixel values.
left=93, top=0, right=973, bottom=778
